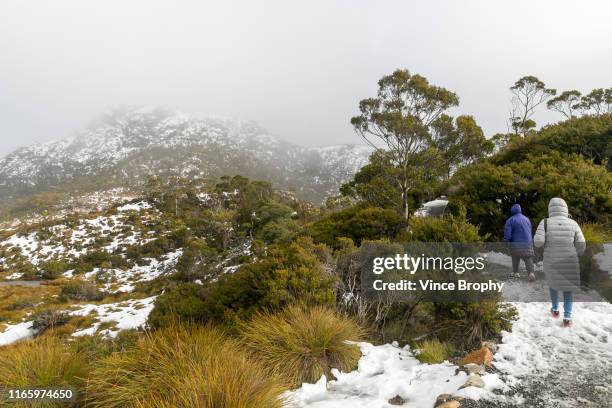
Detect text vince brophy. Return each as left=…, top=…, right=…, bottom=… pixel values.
left=372, top=279, right=505, bottom=293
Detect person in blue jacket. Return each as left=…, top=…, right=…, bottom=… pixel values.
left=503, top=204, right=535, bottom=281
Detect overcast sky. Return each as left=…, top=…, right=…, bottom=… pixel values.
left=1, top=0, right=611, bottom=156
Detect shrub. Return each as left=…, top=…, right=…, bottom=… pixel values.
left=414, top=339, right=454, bottom=364
left=581, top=222, right=612, bottom=244
left=31, top=309, right=70, bottom=334
left=40, top=260, right=70, bottom=280
left=449, top=152, right=612, bottom=238
left=0, top=336, right=88, bottom=405
left=148, top=284, right=207, bottom=329
left=308, top=205, right=406, bottom=247
left=492, top=113, right=612, bottom=170
left=405, top=211, right=484, bottom=242
left=240, top=305, right=364, bottom=387
left=60, top=281, right=104, bottom=302
left=174, top=238, right=336, bottom=327
left=434, top=301, right=517, bottom=348
left=84, top=324, right=285, bottom=408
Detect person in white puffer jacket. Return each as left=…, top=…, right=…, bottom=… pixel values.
left=533, top=197, right=586, bottom=327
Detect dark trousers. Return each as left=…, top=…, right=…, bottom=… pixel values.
left=512, top=255, right=534, bottom=274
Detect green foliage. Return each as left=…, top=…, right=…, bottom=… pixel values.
left=174, top=238, right=216, bottom=282
left=148, top=284, right=207, bottom=329
left=84, top=324, right=286, bottom=408
left=509, top=75, right=556, bottom=136
left=308, top=205, right=406, bottom=247
left=59, top=281, right=104, bottom=302
left=581, top=223, right=612, bottom=244
left=240, top=306, right=364, bottom=387
left=430, top=114, right=494, bottom=177
left=450, top=152, right=612, bottom=238
left=434, top=302, right=517, bottom=348
left=39, top=260, right=70, bottom=280
left=0, top=336, right=88, bottom=405
left=31, top=309, right=70, bottom=334
left=150, top=238, right=336, bottom=328
left=350, top=69, right=462, bottom=218
left=405, top=211, right=484, bottom=242
left=414, top=339, right=454, bottom=364
left=547, top=90, right=582, bottom=119
left=492, top=113, right=612, bottom=170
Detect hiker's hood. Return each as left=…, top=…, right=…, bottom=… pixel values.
left=511, top=204, right=522, bottom=215
left=548, top=197, right=569, bottom=218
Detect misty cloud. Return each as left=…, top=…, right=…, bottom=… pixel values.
left=1, top=0, right=611, bottom=156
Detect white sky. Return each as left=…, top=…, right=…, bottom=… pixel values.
left=1, top=0, right=611, bottom=156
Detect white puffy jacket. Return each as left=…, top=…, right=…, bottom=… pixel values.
left=533, top=198, right=586, bottom=292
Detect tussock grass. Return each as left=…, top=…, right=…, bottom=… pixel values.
left=581, top=222, right=612, bottom=244
left=84, top=324, right=286, bottom=408
left=0, top=335, right=87, bottom=405
left=414, top=339, right=454, bottom=364
left=241, top=305, right=364, bottom=387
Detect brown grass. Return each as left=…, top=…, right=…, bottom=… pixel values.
left=84, top=324, right=286, bottom=408
left=241, top=305, right=364, bottom=387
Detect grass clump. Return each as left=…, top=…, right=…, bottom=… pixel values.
left=84, top=324, right=285, bottom=408
left=0, top=335, right=88, bottom=406
left=241, top=305, right=364, bottom=387
left=581, top=222, right=612, bottom=244
left=414, top=339, right=454, bottom=364
left=59, top=280, right=104, bottom=302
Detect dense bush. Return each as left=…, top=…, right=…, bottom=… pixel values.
left=432, top=301, right=517, bottom=348
left=241, top=306, right=364, bottom=387
left=492, top=113, right=612, bottom=170
left=150, top=238, right=336, bottom=328
left=308, top=205, right=406, bottom=247
left=148, top=284, right=207, bottom=329
left=449, top=152, right=612, bottom=238
left=84, top=324, right=286, bottom=408
left=39, top=259, right=70, bottom=280
left=404, top=211, right=484, bottom=242
left=31, top=309, right=70, bottom=334
left=59, top=281, right=104, bottom=302
left=200, top=238, right=335, bottom=324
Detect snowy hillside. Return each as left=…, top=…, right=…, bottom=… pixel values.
left=0, top=108, right=371, bottom=204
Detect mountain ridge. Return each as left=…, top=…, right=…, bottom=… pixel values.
left=0, top=108, right=371, bottom=204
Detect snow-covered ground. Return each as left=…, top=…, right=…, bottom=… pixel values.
left=70, top=296, right=157, bottom=338
left=289, top=278, right=612, bottom=408
left=0, top=321, right=35, bottom=346
left=492, top=300, right=612, bottom=407
left=287, top=342, right=504, bottom=407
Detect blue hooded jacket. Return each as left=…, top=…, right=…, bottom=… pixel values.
left=503, top=204, right=533, bottom=245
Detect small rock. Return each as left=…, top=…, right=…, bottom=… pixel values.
left=460, top=375, right=485, bottom=389
left=436, top=401, right=461, bottom=408
left=435, top=394, right=463, bottom=408
left=481, top=340, right=498, bottom=353
left=460, top=363, right=485, bottom=375
left=388, top=395, right=407, bottom=405
left=458, top=347, right=493, bottom=367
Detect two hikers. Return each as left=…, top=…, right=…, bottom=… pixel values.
left=503, top=204, right=536, bottom=281
left=504, top=198, right=586, bottom=328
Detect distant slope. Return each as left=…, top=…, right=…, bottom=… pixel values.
left=0, top=108, right=371, bottom=204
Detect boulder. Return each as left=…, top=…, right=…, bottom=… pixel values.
left=458, top=346, right=493, bottom=367
left=388, top=395, right=407, bottom=405
left=460, top=375, right=485, bottom=389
